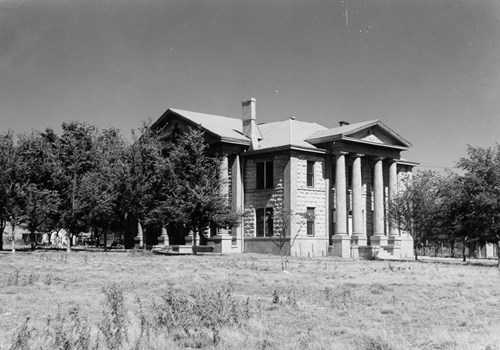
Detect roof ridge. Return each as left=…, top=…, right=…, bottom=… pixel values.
left=169, top=108, right=238, bottom=121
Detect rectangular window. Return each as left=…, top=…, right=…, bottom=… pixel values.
left=256, top=208, right=274, bottom=237
left=256, top=161, right=273, bottom=189
left=307, top=161, right=315, bottom=187
left=256, top=162, right=265, bottom=189
left=307, top=207, right=315, bottom=236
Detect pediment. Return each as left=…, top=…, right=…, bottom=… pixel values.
left=348, top=126, right=405, bottom=147
left=306, top=120, right=411, bottom=150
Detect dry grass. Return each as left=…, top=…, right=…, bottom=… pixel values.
left=1, top=250, right=500, bottom=349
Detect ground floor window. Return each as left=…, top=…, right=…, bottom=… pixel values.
left=256, top=207, right=273, bottom=237
left=307, top=207, right=315, bottom=236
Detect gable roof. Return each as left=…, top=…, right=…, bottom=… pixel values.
left=152, top=108, right=250, bottom=145
left=306, top=119, right=412, bottom=149
left=152, top=107, right=412, bottom=152
left=257, top=118, right=328, bottom=151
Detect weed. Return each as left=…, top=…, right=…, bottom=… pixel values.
left=134, top=296, right=150, bottom=344
left=324, top=286, right=354, bottom=310
left=150, top=281, right=250, bottom=346
left=8, top=317, right=31, bottom=350
left=356, top=330, right=403, bottom=350
left=369, top=283, right=391, bottom=295
left=272, top=290, right=280, bottom=304
left=44, top=273, right=53, bottom=286
left=40, top=305, right=91, bottom=350
left=8, top=270, right=20, bottom=286
left=380, top=305, right=395, bottom=315
left=365, top=249, right=379, bottom=260
left=99, top=284, right=128, bottom=350
left=26, top=273, right=39, bottom=285
left=297, top=327, right=313, bottom=350
left=271, top=286, right=298, bottom=307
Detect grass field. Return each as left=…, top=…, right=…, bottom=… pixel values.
left=1, top=250, right=499, bottom=349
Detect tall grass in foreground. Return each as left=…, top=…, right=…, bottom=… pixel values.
left=6, top=282, right=250, bottom=350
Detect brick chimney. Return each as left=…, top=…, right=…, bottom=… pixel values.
left=242, top=98, right=261, bottom=149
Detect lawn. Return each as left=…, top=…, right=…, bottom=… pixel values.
left=0, top=250, right=499, bottom=349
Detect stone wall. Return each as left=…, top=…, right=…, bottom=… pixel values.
left=243, top=151, right=330, bottom=257
left=243, top=152, right=288, bottom=237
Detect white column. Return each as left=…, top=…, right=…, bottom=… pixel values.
left=388, top=160, right=398, bottom=237
left=334, top=152, right=348, bottom=235
left=351, top=154, right=366, bottom=245
left=231, top=155, right=244, bottom=252
left=332, top=152, right=350, bottom=258
left=371, top=157, right=387, bottom=246
left=218, top=154, right=229, bottom=235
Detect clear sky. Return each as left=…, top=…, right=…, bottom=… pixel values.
left=1, top=0, right=499, bottom=170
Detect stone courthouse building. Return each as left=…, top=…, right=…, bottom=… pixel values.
left=150, top=98, right=417, bottom=258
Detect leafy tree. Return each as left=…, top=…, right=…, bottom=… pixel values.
left=56, top=122, right=99, bottom=252
left=434, top=173, right=463, bottom=259
left=0, top=131, right=20, bottom=252
left=16, top=130, right=61, bottom=250
left=456, top=144, right=500, bottom=265
left=156, top=127, right=240, bottom=250
left=388, top=170, right=443, bottom=260
left=77, top=128, right=127, bottom=249
left=120, top=123, right=167, bottom=249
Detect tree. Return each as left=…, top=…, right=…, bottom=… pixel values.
left=155, top=127, right=240, bottom=250
left=119, top=123, right=168, bottom=249
left=0, top=131, right=24, bottom=252
left=56, top=122, right=99, bottom=252
left=16, top=130, right=61, bottom=250
left=77, top=128, right=127, bottom=249
left=0, top=131, right=15, bottom=251
left=267, top=181, right=306, bottom=271
left=388, top=171, right=443, bottom=260
left=456, top=144, right=500, bottom=265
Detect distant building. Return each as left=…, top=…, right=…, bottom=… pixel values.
left=148, top=98, right=418, bottom=258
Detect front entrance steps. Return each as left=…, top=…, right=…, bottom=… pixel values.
left=329, top=235, right=414, bottom=259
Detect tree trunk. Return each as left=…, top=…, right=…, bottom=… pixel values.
left=30, top=229, right=36, bottom=251
left=280, top=248, right=285, bottom=271
left=496, top=242, right=500, bottom=268
left=462, top=238, right=466, bottom=262
left=10, top=222, right=16, bottom=253
left=0, top=222, right=4, bottom=251
left=94, top=227, right=100, bottom=248
left=450, top=239, right=455, bottom=258
left=103, top=227, right=108, bottom=251
left=192, top=229, right=198, bottom=255
left=414, top=246, right=418, bottom=261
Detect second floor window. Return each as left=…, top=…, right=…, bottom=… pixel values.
left=256, top=161, right=273, bottom=189
left=307, top=161, right=315, bottom=187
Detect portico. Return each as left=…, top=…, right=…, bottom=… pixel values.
left=306, top=119, right=417, bottom=258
